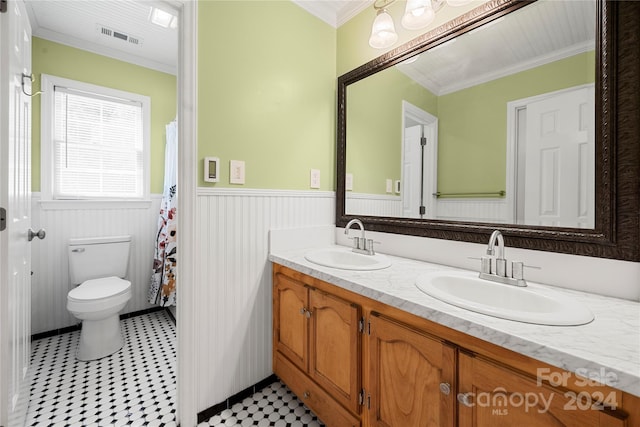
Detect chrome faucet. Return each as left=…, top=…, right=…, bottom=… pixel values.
left=479, top=230, right=527, bottom=287
left=344, top=219, right=375, bottom=255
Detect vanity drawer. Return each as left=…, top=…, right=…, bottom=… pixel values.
left=275, top=352, right=360, bottom=427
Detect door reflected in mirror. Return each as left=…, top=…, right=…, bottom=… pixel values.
left=345, top=0, right=595, bottom=229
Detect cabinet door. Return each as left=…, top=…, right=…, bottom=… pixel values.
left=274, top=273, right=308, bottom=372
left=309, top=288, right=361, bottom=414
left=458, top=353, right=627, bottom=427
left=368, top=313, right=456, bottom=427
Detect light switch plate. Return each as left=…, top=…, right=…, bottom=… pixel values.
left=395, top=180, right=401, bottom=194
left=386, top=179, right=393, bottom=193
left=230, top=160, right=245, bottom=184
left=310, top=169, right=321, bottom=189
left=345, top=173, right=353, bottom=191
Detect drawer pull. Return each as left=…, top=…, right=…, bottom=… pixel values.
left=439, top=382, right=451, bottom=395
left=303, top=391, right=310, bottom=399
left=457, top=392, right=473, bottom=407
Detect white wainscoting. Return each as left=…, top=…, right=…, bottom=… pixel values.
left=195, top=188, right=334, bottom=412
left=435, top=198, right=510, bottom=223
left=345, top=192, right=403, bottom=217
left=30, top=193, right=162, bottom=335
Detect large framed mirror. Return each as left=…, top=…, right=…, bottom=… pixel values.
left=336, top=0, right=640, bottom=261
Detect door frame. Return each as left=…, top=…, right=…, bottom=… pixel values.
left=401, top=100, right=438, bottom=219
left=505, top=83, right=595, bottom=224
left=1, top=0, right=199, bottom=425
left=174, top=0, right=198, bottom=426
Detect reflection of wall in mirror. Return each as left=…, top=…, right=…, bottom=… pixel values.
left=437, top=51, right=595, bottom=196
left=346, top=51, right=595, bottom=219
left=346, top=66, right=437, bottom=196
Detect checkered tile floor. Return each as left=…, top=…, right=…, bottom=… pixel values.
left=200, top=381, right=324, bottom=427
left=26, top=310, right=176, bottom=427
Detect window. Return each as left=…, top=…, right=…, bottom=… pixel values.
left=41, top=74, right=150, bottom=201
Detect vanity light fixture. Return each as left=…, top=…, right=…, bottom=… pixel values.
left=369, top=0, right=474, bottom=49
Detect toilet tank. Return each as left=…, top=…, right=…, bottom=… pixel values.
left=68, top=235, right=132, bottom=285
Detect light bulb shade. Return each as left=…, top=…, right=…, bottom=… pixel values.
left=401, top=0, right=435, bottom=30
left=369, top=9, right=398, bottom=49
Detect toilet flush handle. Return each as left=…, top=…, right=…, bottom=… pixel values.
left=71, top=248, right=85, bottom=253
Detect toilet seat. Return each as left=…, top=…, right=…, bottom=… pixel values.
left=67, top=276, right=131, bottom=313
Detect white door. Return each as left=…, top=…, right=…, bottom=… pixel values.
left=402, top=125, right=423, bottom=218
left=523, top=85, right=595, bottom=228
left=0, top=0, right=34, bottom=425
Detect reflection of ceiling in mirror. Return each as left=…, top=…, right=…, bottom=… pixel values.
left=396, top=0, right=596, bottom=96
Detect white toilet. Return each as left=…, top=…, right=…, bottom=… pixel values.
left=67, top=235, right=132, bottom=361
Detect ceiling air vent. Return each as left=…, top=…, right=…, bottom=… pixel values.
left=97, top=25, right=143, bottom=46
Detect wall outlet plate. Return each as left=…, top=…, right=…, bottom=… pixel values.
left=204, top=157, right=220, bottom=183
left=345, top=173, right=353, bottom=191
left=230, top=160, right=245, bottom=184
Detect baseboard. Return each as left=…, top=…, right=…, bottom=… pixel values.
left=196, top=374, right=279, bottom=424
left=31, top=306, right=167, bottom=341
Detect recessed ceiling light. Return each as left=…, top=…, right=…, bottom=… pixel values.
left=150, top=7, right=176, bottom=29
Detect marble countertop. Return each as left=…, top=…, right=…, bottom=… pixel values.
left=269, top=245, right=640, bottom=397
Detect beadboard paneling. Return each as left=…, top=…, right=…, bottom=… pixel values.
left=345, top=193, right=403, bottom=217
left=435, top=198, right=509, bottom=223
left=195, top=188, right=334, bottom=412
left=30, top=193, right=161, bottom=334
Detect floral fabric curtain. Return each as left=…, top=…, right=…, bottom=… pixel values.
left=148, top=121, right=177, bottom=306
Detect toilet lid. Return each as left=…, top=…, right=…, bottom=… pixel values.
left=68, top=276, right=131, bottom=301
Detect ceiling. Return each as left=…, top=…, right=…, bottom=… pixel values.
left=26, top=0, right=182, bottom=74
left=25, top=0, right=594, bottom=93
left=25, top=0, right=371, bottom=76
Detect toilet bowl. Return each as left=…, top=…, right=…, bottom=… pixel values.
left=67, top=236, right=132, bottom=361
left=67, top=276, right=132, bottom=361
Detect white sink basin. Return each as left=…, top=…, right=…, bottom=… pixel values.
left=415, top=270, right=594, bottom=326
left=304, top=247, right=391, bottom=271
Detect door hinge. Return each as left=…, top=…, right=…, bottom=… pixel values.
left=358, top=317, right=365, bottom=333
left=0, top=207, right=6, bottom=231
left=420, top=136, right=427, bottom=146
left=0, top=0, right=6, bottom=14
left=419, top=205, right=426, bottom=215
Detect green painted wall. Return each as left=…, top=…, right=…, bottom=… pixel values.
left=346, top=66, right=437, bottom=194
left=31, top=37, right=176, bottom=194
left=437, top=51, right=595, bottom=195
left=197, top=1, right=336, bottom=190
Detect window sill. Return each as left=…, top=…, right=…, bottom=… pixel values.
left=37, top=198, right=155, bottom=211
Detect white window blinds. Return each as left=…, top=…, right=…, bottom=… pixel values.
left=53, top=85, right=144, bottom=199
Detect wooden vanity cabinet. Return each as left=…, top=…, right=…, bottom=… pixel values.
left=273, top=269, right=361, bottom=426
left=367, top=313, right=456, bottom=427
left=458, top=353, right=628, bottom=427
left=272, top=264, right=638, bottom=427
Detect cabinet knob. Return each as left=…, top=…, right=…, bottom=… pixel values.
left=439, top=382, right=451, bottom=395
left=457, top=392, right=474, bottom=407
left=305, top=310, right=312, bottom=318
left=303, top=391, right=310, bottom=399
left=300, top=308, right=306, bottom=315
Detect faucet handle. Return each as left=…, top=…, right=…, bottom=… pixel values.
left=346, top=236, right=360, bottom=250
left=363, top=239, right=380, bottom=255
left=480, top=256, right=492, bottom=274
